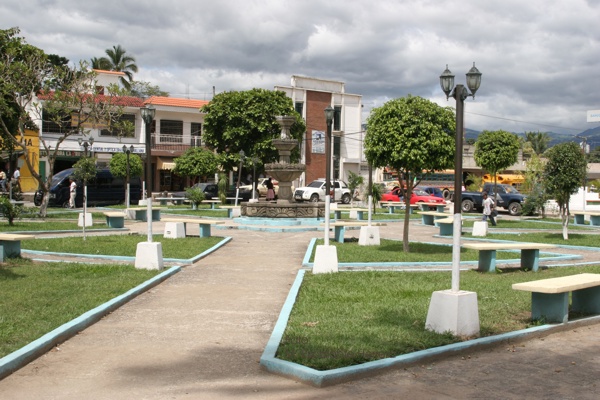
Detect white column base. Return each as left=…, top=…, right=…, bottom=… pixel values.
left=425, top=290, right=480, bottom=337
left=164, top=222, right=185, bottom=238
left=78, top=213, right=93, bottom=227
left=472, top=221, right=488, bottom=237
left=313, top=244, right=338, bottom=274
left=358, top=226, right=380, bottom=246
left=138, top=199, right=148, bottom=206
left=134, top=242, right=164, bottom=270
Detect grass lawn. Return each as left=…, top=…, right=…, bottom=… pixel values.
left=309, top=239, right=542, bottom=263
left=163, top=209, right=229, bottom=218
left=278, top=265, right=600, bottom=370
left=0, top=221, right=109, bottom=232
left=471, top=231, right=600, bottom=247
left=462, top=218, right=590, bottom=230
left=0, top=259, right=161, bottom=358
left=22, top=234, right=224, bottom=259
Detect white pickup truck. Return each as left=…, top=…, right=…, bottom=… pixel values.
left=293, top=179, right=352, bottom=203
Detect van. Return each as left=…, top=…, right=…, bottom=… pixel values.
left=34, top=168, right=142, bottom=208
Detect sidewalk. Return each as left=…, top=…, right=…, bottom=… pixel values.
left=0, top=218, right=599, bottom=399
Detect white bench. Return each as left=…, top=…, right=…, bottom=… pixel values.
left=418, top=211, right=451, bottom=226
left=462, top=242, right=556, bottom=272
left=418, top=202, right=447, bottom=212
left=202, top=199, right=222, bottom=209
left=572, top=211, right=600, bottom=226
left=162, top=217, right=224, bottom=238
left=322, top=221, right=387, bottom=243
left=103, top=212, right=126, bottom=228
left=380, top=201, right=419, bottom=214
left=435, top=216, right=463, bottom=236
left=513, top=273, right=600, bottom=323
left=127, top=207, right=163, bottom=222
left=218, top=205, right=241, bottom=218
left=0, top=233, right=35, bottom=262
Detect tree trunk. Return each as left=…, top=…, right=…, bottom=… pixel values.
left=561, top=204, right=569, bottom=240
left=403, top=176, right=413, bottom=252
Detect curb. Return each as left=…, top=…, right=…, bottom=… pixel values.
left=260, top=269, right=600, bottom=387
left=0, top=266, right=181, bottom=380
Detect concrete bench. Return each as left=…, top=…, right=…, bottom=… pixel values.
left=572, top=211, right=600, bottom=226
left=0, top=233, right=35, bottom=262
left=418, top=211, right=452, bottom=226
left=380, top=202, right=419, bottom=214
left=162, top=217, right=224, bottom=238
left=512, top=273, right=600, bottom=323
left=219, top=205, right=241, bottom=218
left=202, top=199, right=222, bottom=210
left=418, top=202, right=448, bottom=212
left=321, top=221, right=387, bottom=243
left=127, top=207, right=163, bottom=222
left=435, top=216, right=463, bottom=236
left=103, top=212, right=126, bottom=228
left=154, top=197, right=187, bottom=206
left=462, top=242, right=556, bottom=273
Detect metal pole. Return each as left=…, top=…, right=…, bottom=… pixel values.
left=324, top=116, right=332, bottom=246
left=451, top=85, right=465, bottom=293
left=145, top=121, right=153, bottom=243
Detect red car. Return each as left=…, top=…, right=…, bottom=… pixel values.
left=382, top=187, right=446, bottom=205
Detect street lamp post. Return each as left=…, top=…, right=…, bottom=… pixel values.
left=312, top=106, right=338, bottom=274
left=425, top=63, right=482, bottom=337
left=78, top=137, right=94, bottom=240
left=439, top=62, right=482, bottom=292
left=122, top=145, right=134, bottom=209
left=235, top=150, right=245, bottom=206
left=135, top=104, right=163, bottom=270
left=252, top=156, right=258, bottom=201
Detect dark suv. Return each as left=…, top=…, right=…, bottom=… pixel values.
left=186, top=182, right=253, bottom=203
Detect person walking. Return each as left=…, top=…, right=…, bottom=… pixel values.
left=265, top=177, right=275, bottom=201
left=0, top=170, right=6, bottom=192
left=482, top=191, right=497, bottom=226
left=12, top=167, right=21, bottom=192
left=69, top=177, right=77, bottom=209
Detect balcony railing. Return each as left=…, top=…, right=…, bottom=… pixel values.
left=151, top=133, right=203, bottom=151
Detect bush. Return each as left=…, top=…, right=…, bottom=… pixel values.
left=0, top=196, right=23, bottom=225
left=185, top=187, right=205, bottom=207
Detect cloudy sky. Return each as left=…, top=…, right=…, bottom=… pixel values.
left=2, top=0, right=600, bottom=137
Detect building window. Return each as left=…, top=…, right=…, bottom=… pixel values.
left=160, top=119, right=183, bottom=143
left=100, top=114, right=136, bottom=137
left=333, top=106, right=342, bottom=131
left=191, top=122, right=202, bottom=146
left=41, top=109, right=70, bottom=134
left=295, top=102, right=304, bottom=116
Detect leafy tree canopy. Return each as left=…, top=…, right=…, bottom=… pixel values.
left=173, top=147, right=219, bottom=184
left=92, top=45, right=138, bottom=90
left=524, top=131, right=551, bottom=155
left=364, top=95, right=455, bottom=251
left=109, top=152, right=143, bottom=179
left=474, top=130, right=520, bottom=177
left=126, top=81, right=169, bottom=98
left=201, top=89, right=305, bottom=171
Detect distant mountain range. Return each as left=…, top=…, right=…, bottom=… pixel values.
left=465, top=126, right=600, bottom=151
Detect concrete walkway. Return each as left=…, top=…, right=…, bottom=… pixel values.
left=1, top=215, right=600, bottom=399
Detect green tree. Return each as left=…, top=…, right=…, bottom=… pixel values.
left=201, top=89, right=305, bottom=172
left=347, top=170, right=364, bottom=206
left=90, top=56, right=111, bottom=70
left=127, top=81, right=169, bottom=98
left=521, top=154, right=548, bottom=216
left=109, top=152, right=143, bottom=179
left=525, top=131, right=551, bottom=155
left=97, top=45, right=138, bottom=90
left=544, top=142, right=587, bottom=239
left=474, top=130, right=520, bottom=199
left=365, top=95, right=455, bottom=251
left=0, top=28, right=130, bottom=217
left=173, top=147, right=219, bottom=184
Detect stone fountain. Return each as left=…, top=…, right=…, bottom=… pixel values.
left=241, top=116, right=324, bottom=218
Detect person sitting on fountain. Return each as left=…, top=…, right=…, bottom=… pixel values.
left=265, top=177, right=275, bottom=201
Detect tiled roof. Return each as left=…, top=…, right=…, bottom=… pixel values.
left=92, top=69, right=126, bottom=76
left=37, top=91, right=145, bottom=107
left=145, top=96, right=209, bottom=109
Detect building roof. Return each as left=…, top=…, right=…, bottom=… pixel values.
left=145, top=96, right=209, bottom=109
left=92, top=69, right=126, bottom=76
left=37, top=91, right=145, bottom=107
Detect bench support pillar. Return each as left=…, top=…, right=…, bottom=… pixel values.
left=0, top=240, right=21, bottom=262
left=574, top=214, right=585, bottom=225
left=521, top=249, right=541, bottom=272
left=572, top=287, right=600, bottom=315
left=333, top=225, right=346, bottom=243
left=421, top=214, right=435, bottom=226
left=199, top=224, right=212, bottom=238
left=477, top=250, right=497, bottom=272
left=438, top=222, right=453, bottom=236
left=531, top=292, right=569, bottom=323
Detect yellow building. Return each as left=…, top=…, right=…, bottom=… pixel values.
left=0, top=129, right=40, bottom=192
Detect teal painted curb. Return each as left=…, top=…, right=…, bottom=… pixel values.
left=0, top=266, right=181, bottom=380
left=260, top=269, right=600, bottom=387
left=22, top=237, right=232, bottom=265
left=301, top=237, right=580, bottom=269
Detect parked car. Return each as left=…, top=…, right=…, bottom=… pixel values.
left=34, top=168, right=142, bottom=208
left=179, top=182, right=253, bottom=203
left=294, top=179, right=352, bottom=203
left=461, top=183, right=526, bottom=216
left=420, top=186, right=445, bottom=199
left=239, top=177, right=279, bottom=199
left=381, top=187, right=447, bottom=206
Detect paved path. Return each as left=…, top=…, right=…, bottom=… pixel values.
left=1, top=216, right=600, bottom=399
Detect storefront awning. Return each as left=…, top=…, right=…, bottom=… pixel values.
left=157, top=157, right=176, bottom=170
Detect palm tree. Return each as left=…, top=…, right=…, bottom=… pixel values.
left=525, top=131, right=551, bottom=155
left=90, top=57, right=111, bottom=70
left=101, top=45, right=138, bottom=90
